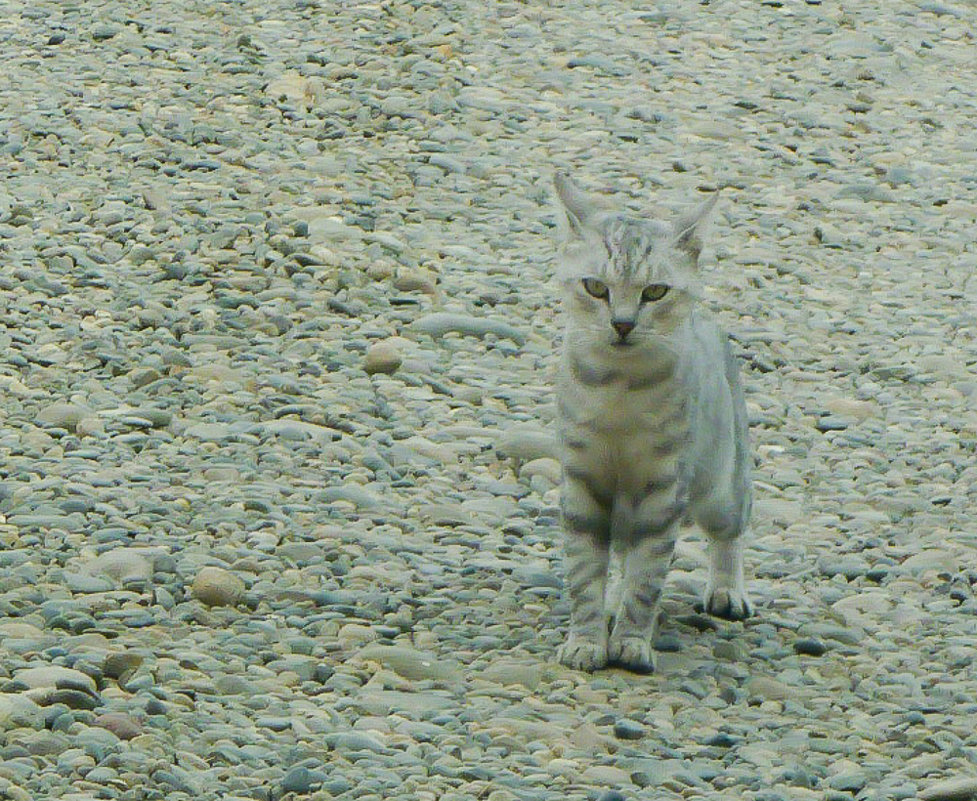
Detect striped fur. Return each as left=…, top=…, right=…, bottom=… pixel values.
left=552, top=172, right=753, bottom=674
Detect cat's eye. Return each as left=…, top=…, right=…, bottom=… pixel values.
left=582, top=277, right=609, bottom=300
left=641, top=284, right=669, bottom=303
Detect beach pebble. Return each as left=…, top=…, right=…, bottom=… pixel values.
left=363, top=340, right=402, bottom=375
left=190, top=567, right=246, bottom=607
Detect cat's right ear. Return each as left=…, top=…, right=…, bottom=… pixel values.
left=554, top=172, right=597, bottom=237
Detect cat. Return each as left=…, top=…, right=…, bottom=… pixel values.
left=552, top=171, right=753, bottom=673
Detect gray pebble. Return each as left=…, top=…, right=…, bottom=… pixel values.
left=613, top=718, right=645, bottom=740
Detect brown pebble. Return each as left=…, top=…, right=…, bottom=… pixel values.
left=363, top=341, right=402, bottom=375
left=94, top=712, right=143, bottom=740
left=191, top=566, right=245, bottom=607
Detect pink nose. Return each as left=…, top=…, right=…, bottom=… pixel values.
left=612, top=320, right=635, bottom=340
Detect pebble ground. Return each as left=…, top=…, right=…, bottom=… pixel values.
left=2, top=1, right=977, bottom=800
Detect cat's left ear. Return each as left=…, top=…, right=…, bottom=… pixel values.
left=554, top=172, right=598, bottom=237
left=674, top=193, right=719, bottom=262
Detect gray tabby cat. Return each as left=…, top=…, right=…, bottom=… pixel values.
left=552, top=172, right=753, bottom=673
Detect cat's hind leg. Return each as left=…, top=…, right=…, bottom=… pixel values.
left=557, top=468, right=613, bottom=671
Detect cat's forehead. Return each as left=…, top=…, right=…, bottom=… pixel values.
left=597, top=215, right=672, bottom=255
left=588, top=214, right=684, bottom=281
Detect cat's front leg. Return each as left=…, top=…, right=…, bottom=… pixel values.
left=557, top=471, right=612, bottom=671
left=607, top=497, right=681, bottom=673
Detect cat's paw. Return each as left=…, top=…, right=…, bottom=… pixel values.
left=704, top=587, right=753, bottom=621
left=557, top=635, right=608, bottom=672
left=607, top=635, right=656, bottom=674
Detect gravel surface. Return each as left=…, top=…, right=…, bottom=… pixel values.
left=2, top=1, right=977, bottom=799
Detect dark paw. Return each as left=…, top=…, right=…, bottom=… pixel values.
left=607, top=636, right=656, bottom=674
left=705, top=588, right=753, bottom=621
left=558, top=637, right=608, bottom=672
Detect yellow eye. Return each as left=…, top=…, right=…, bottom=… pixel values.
left=641, top=284, right=669, bottom=302
left=582, top=278, right=609, bottom=300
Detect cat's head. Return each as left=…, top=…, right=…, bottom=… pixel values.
left=553, top=171, right=717, bottom=351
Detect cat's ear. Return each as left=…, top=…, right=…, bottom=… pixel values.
left=554, top=172, right=598, bottom=237
left=674, top=193, right=719, bottom=262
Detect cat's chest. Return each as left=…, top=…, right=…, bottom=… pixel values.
left=557, top=348, right=689, bottom=431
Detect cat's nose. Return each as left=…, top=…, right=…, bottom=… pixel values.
left=612, top=320, right=635, bottom=341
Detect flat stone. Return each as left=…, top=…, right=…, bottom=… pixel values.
left=323, top=731, right=393, bottom=755
left=920, top=778, right=977, bottom=801
left=409, top=313, right=525, bottom=345
left=82, top=548, right=156, bottom=587
left=745, top=677, right=790, bottom=701
left=351, top=690, right=456, bottom=717
left=183, top=422, right=234, bottom=442
left=14, top=666, right=97, bottom=695
left=520, top=457, right=562, bottom=484
left=495, top=426, right=557, bottom=464
left=356, top=644, right=462, bottom=684
left=35, top=402, right=91, bottom=431
left=480, top=660, right=545, bottom=690
left=94, top=712, right=142, bottom=740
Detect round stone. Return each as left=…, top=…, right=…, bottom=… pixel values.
left=190, top=567, right=246, bottom=607
left=613, top=718, right=644, bottom=740
left=363, top=340, right=402, bottom=375
left=794, top=638, right=828, bottom=656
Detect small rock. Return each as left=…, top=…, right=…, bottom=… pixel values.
left=582, top=765, right=632, bottom=786
left=363, top=340, right=402, bottom=375
left=920, top=778, right=977, bottom=801
left=0, top=694, right=44, bottom=731
left=75, top=415, right=105, bottom=437
left=829, top=767, right=869, bottom=792
left=794, top=638, right=828, bottom=656
left=480, top=660, right=544, bottom=690
left=323, top=731, right=393, bottom=755
left=495, top=426, right=557, bottom=465
left=94, top=712, right=142, bottom=740
left=745, top=676, right=790, bottom=701
left=35, top=402, right=91, bottom=432
left=822, top=397, right=878, bottom=420
left=14, top=666, right=97, bottom=695
left=393, top=268, right=438, bottom=295
left=23, top=688, right=99, bottom=710
left=613, top=718, right=644, bottom=740
left=520, top=457, right=562, bottom=485
left=103, top=652, right=144, bottom=682
left=356, top=644, right=461, bottom=684
left=191, top=567, right=246, bottom=607
left=281, top=766, right=328, bottom=794
left=409, top=312, right=525, bottom=345
left=82, top=548, right=156, bottom=588
left=184, top=422, right=234, bottom=442
left=817, top=555, right=869, bottom=580
left=815, top=415, right=851, bottom=432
